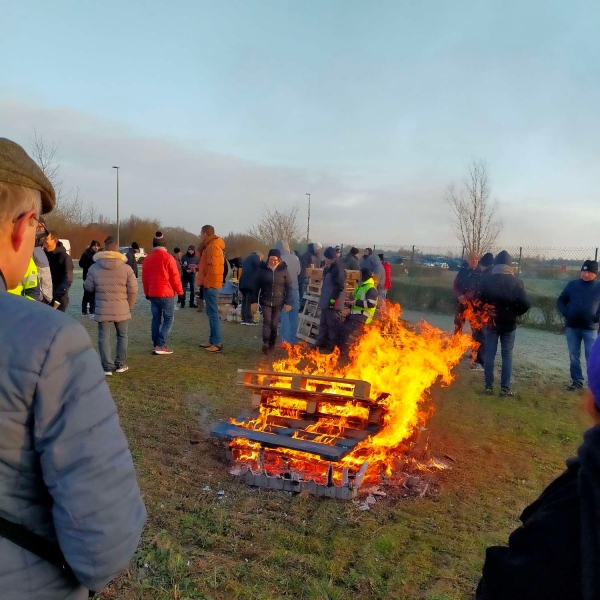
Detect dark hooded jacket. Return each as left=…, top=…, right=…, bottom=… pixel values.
left=239, top=253, right=261, bottom=291
left=319, top=257, right=347, bottom=310
left=344, top=251, right=360, bottom=271
left=78, top=246, right=97, bottom=281
left=125, top=248, right=138, bottom=278
left=254, top=261, right=292, bottom=308
left=557, top=279, right=600, bottom=330
left=45, top=241, right=73, bottom=302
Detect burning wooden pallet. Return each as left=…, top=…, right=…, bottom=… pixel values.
left=211, top=369, right=388, bottom=498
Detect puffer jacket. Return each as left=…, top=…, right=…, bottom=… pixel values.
left=197, top=235, right=225, bottom=289
left=142, top=247, right=183, bottom=298
left=239, top=253, right=261, bottom=291
left=84, top=251, right=138, bottom=322
left=0, top=277, right=146, bottom=599
left=254, top=261, right=292, bottom=308
left=319, top=257, right=347, bottom=310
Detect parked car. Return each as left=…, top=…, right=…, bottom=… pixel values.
left=119, top=246, right=147, bottom=263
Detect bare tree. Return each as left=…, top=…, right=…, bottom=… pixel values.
left=30, top=129, right=63, bottom=196
left=446, top=159, right=502, bottom=256
left=247, top=205, right=302, bottom=248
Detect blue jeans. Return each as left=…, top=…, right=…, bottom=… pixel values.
left=98, top=320, right=129, bottom=371
left=484, top=329, right=516, bottom=390
left=204, top=287, right=222, bottom=346
left=566, top=327, right=598, bottom=385
left=150, top=297, right=175, bottom=348
left=280, top=288, right=300, bottom=344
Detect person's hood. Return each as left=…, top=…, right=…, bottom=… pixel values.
left=94, top=250, right=127, bottom=270
left=275, top=240, right=291, bottom=254
left=202, top=235, right=225, bottom=251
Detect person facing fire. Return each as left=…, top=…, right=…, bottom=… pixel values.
left=453, top=251, right=479, bottom=334
left=339, top=267, right=379, bottom=358
left=316, top=246, right=347, bottom=353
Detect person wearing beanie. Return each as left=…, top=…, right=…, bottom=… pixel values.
left=557, top=260, right=600, bottom=390
left=180, top=244, right=199, bottom=308
left=339, top=267, right=379, bottom=358
left=476, top=338, right=600, bottom=600
left=252, top=248, right=292, bottom=353
left=125, top=242, right=140, bottom=278
left=477, top=250, right=531, bottom=396
left=344, top=247, right=360, bottom=271
left=316, top=246, right=347, bottom=353
left=79, top=239, right=101, bottom=316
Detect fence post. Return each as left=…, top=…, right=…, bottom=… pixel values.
left=596, top=248, right=598, bottom=262
left=518, top=247, right=523, bottom=275
left=461, top=246, right=465, bottom=262
left=408, top=245, right=415, bottom=310
left=373, top=244, right=376, bottom=251
left=341, top=243, right=344, bottom=256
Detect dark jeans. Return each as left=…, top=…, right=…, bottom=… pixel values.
left=484, top=328, right=516, bottom=390
left=262, top=305, right=282, bottom=346
left=181, top=274, right=196, bottom=306
left=241, top=289, right=257, bottom=323
left=204, top=287, right=222, bottom=346
left=82, top=286, right=95, bottom=314
left=339, top=315, right=365, bottom=357
left=55, top=295, right=69, bottom=312
left=472, top=326, right=485, bottom=366
left=316, top=309, right=344, bottom=351
left=566, top=327, right=598, bottom=385
left=280, top=288, right=299, bottom=344
left=98, top=320, right=129, bottom=371
left=150, top=296, right=175, bottom=348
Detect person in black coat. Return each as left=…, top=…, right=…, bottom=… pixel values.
left=316, top=247, right=347, bottom=353
left=453, top=252, right=479, bottom=333
left=125, top=242, right=139, bottom=278
left=180, top=245, right=200, bottom=308
left=239, top=251, right=263, bottom=324
left=477, top=339, right=600, bottom=600
left=79, top=240, right=100, bottom=315
left=557, top=260, right=600, bottom=391
left=252, top=249, right=292, bottom=353
left=478, top=250, right=531, bottom=396
left=44, top=231, right=73, bottom=312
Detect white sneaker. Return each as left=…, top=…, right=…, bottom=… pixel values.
left=115, top=365, right=129, bottom=373
left=104, top=371, right=113, bottom=376
left=89, top=314, right=95, bottom=319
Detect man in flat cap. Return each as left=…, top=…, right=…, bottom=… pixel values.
left=0, top=138, right=145, bottom=598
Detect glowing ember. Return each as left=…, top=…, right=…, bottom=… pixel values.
left=228, top=301, right=474, bottom=484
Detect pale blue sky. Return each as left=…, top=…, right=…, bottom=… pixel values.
left=1, top=0, right=599, bottom=245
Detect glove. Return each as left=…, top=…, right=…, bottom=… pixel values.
left=328, top=298, right=336, bottom=310
left=145, top=295, right=150, bottom=301
left=284, top=304, right=292, bottom=312
left=178, top=295, right=185, bottom=304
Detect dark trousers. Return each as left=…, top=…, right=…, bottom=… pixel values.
left=181, top=274, right=196, bottom=306
left=472, top=326, right=485, bottom=365
left=82, top=286, right=95, bottom=314
left=55, top=295, right=69, bottom=312
left=316, top=309, right=344, bottom=351
left=241, top=289, right=257, bottom=323
left=262, top=305, right=282, bottom=346
left=339, top=315, right=365, bottom=357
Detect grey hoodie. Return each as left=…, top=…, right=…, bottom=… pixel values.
left=275, top=240, right=301, bottom=290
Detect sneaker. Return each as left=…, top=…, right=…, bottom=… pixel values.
left=199, top=343, right=212, bottom=348
left=154, top=347, right=173, bottom=355
left=81, top=312, right=88, bottom=316
left=206, top=345, right=222, bottom=353
left=104, top=371, right=113, bottom=376
left=484, top=386, right=494, bottom=395
left=174, top=306, right=180, bottom=311
left=89, top=314, right=95, bottom=319
left=500, top=388, right=517, bottom=398
left=566, top=382, right=584, bottom=392
left=262, top=343, right=269, bottom=354
left=115, top=365, right=129, bottom=373
left=241, top=321, right=248, bottom=326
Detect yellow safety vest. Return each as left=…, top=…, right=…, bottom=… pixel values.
left=350, top=278, right=377, bottom=324
left=7, top=258, right=38, bottom=301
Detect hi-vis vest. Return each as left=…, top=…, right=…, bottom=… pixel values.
left=350, top=277, right=377, bottom=324
left=8, top=258, right=38, bottom=300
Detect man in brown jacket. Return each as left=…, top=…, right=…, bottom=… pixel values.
left=196, top=224, right=225, bottom=353
left=84, top=237, right=138, bottom=375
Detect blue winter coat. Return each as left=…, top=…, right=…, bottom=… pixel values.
left=557, top=279, right=600, bottom=330
left=0, top=278, right=146, bottom=599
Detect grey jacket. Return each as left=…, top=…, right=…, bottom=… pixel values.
left=0, top=277, right=146, bottom=599
left=360, top=253, right=385, bottom=289
left=84, top=251, right=138, bottom=322
left=275, top=240, right=301, bottom=290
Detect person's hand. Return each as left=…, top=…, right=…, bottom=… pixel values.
left=251, top=303, right=258, bottom=313
left=284, top=304, right=292, bottom=312
left=328, top=298, right=336, bottom=310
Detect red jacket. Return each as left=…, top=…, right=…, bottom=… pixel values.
left=142, top=247, right=183, bottom=298
left=382, top=261, right=392, bottom=290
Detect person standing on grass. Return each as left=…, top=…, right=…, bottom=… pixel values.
left=239, top=251, right=262, bottom=325
left=275, top=240, right=301, bottom=345
left=142, top=231, right=184, bottom=355
left=453, top=252, right=478, bottom=334
left=78, top=239, right=100, bottom=316
left=125, top=242, right=139, bottom=278
left=0, top=138, right=146, bottom=599
left=84, top=237, right=138, bottom=376
left=478, top=250, right=531, bottom=397
left=180, top=244, right=199, bottom=308
left=557, top=260, right=600, bottom=391
left=316, top=246, right=347, bottom=353
left=476, top=338, right=600, bottom=600
left=252, top=249, right=292, bottom=353
left=197, top=224, right=226, bottom=353
left=44, top=230, right=73, bottom=312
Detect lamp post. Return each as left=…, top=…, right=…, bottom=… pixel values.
left=305, top=192, right=311, bottom=245
left=112, top=166, right=120, bottom=247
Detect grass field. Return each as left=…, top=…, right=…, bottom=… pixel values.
left=67, top=274, right=591, bottom=600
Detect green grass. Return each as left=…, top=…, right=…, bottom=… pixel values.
left=70, top=278, right=591, bottom=600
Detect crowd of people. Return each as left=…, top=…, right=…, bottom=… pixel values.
left=3, top=137, right=600, bottom=599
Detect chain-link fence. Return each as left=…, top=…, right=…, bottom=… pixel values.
left=334, top=244, right=600, bottom=331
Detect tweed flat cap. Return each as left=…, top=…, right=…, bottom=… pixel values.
left=0, top=138, right=55, bottom=213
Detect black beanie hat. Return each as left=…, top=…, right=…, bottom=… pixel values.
left=479, top=252, right=494, bottom=267
left=582, top=260, right=599, bottom=275
left=350, top=247, right=359, bottom=256
left=494, top=250, right=512, bottom=266
left=131, top=241, right=140, bottom=250
left=268, top=248, right=281, bottom=259
left=361, top=268, right=372, bottom=281
left=324, top=246, right=337, bottom=260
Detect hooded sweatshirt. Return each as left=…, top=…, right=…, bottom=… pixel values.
left=275, top=240, right=301, bottom=290
left=84, top=251, right=138, bottom=322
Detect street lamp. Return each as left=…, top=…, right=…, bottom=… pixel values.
left=305, top=192, right=311, bottom=245
left=112, top=166, right=120, bottom=247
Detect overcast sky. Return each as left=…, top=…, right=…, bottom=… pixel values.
left=1, top=0, right=599, bottom=247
